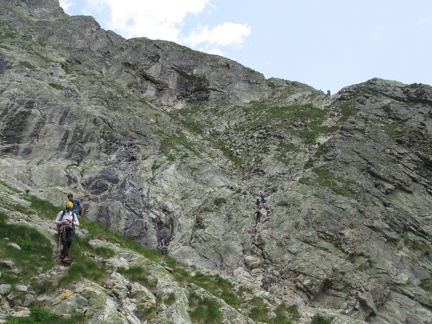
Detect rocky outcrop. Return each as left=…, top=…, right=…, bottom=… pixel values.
left=2, top=182, right=360, bottom=323
left=0, top=0, right=431, bottom=323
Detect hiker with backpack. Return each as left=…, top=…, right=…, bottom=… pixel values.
left=254, top=209, right=262, bottom=226
left=67, top=193, right=84, bottom=219
left=54, top=201, right=79, bottom=263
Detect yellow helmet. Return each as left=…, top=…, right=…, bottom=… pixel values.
left=66, top=201, right=73, bottom=210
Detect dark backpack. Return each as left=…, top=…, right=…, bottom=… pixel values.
left=78, top=199, right=84, bottom=216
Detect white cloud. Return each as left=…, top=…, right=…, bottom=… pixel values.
left=63, top=0, right=252, bottom=57
left=184, top=22, right=251, bottom=48
left=86, top=0, right=210, bottom=41
left=59, top=0, right=73, bottom=10
left=206, top=48, right=224, bottom=56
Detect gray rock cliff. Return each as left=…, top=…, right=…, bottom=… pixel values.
left=1, top=0, right=432, bottom=322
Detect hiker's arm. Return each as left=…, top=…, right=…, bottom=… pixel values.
left=54, top=212, right=62, bottom=224
left=73, top=213, right=79, bottom=226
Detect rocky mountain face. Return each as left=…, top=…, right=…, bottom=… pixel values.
left=1, top=0, right=432, bottom=323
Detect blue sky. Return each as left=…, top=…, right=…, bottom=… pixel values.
left=59, top=0, right=432, bottom=94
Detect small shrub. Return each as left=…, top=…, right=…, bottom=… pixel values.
left=311, top=313, right=332, bottom=324
left=214, top=197, right=226, bottom=206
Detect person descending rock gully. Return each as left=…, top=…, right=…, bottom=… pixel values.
left=254, top=210, right=262, bottom=226
left=67, top=193, right=84, bottom=219
left=54, top=201, right=79, bottom=263
left=253, top=192, right=272, bottom=228
left=255, top=197, right=262, bottom=209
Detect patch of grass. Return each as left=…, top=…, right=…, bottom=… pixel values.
left=0, top=180, right=22, bottom=193
left=311, top=313, right=332, bottom=324
left=79, top=217, right=162, bottom=262
left=26, top=195, right=61, bottom=220
left=188, top=272, right=240, bottom=307
left=0, top=211, right=9, bottom=223
left=285, top=304, right=300, bottom=321
left=157, top=129, right=200, bottom=157
left=249, top=296, right=265, bottom=307
left=6, top=306, right=85, bottom=323
left=276, top=141, right=300, bottom=164
left=0, top=28, right=17, bottom=40
left=249, top=306, right=268, bottom=323
left=338, top=101, right=356, bottom=122
left=168, top=104, right=207, bottom=135
left=303, top=142, right=332, bottom=169
left=238, top=286, right=253, bottom=296
left=22, top=45, right=53, bottom=64
left=312, top=165, right=354, bottom=197
left=385, top=122, right=409, bottom=138
left=117, top=266, right=155, bottom=289
left=242, top=103, right=340, bottom=144
left=179, top=119, right=203, bottom=135
left=219, top=290, right=240, bottom=308
left=278, top=141, right=300, bottom=153
left=0, top=220, right=53, bottom=283
left=9, top=204, right=31, bottom=214
left=172, top=266, right=191, bottom=283
left=16, top=236, right=36, bottom=251
left=248, top=300, right=299, bottom=323
left=216, top=140, right=244, bottom=165
left=93, top=246, right=116, bottom=258
left=189, top=292, right=223, bottom=324
left=48, top=82, right=64, bottom=90
left=57, top=251, right=110, bottom=288
left=295, top=125, right=339, bottom=144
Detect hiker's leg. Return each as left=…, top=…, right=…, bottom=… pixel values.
left=63, top=227, right=73, bottom=256
left=67, top=227, right=74, bottom=254
left=62, top=239, right=69, bottom=256
left=59, top=228, right=66, bottom=256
